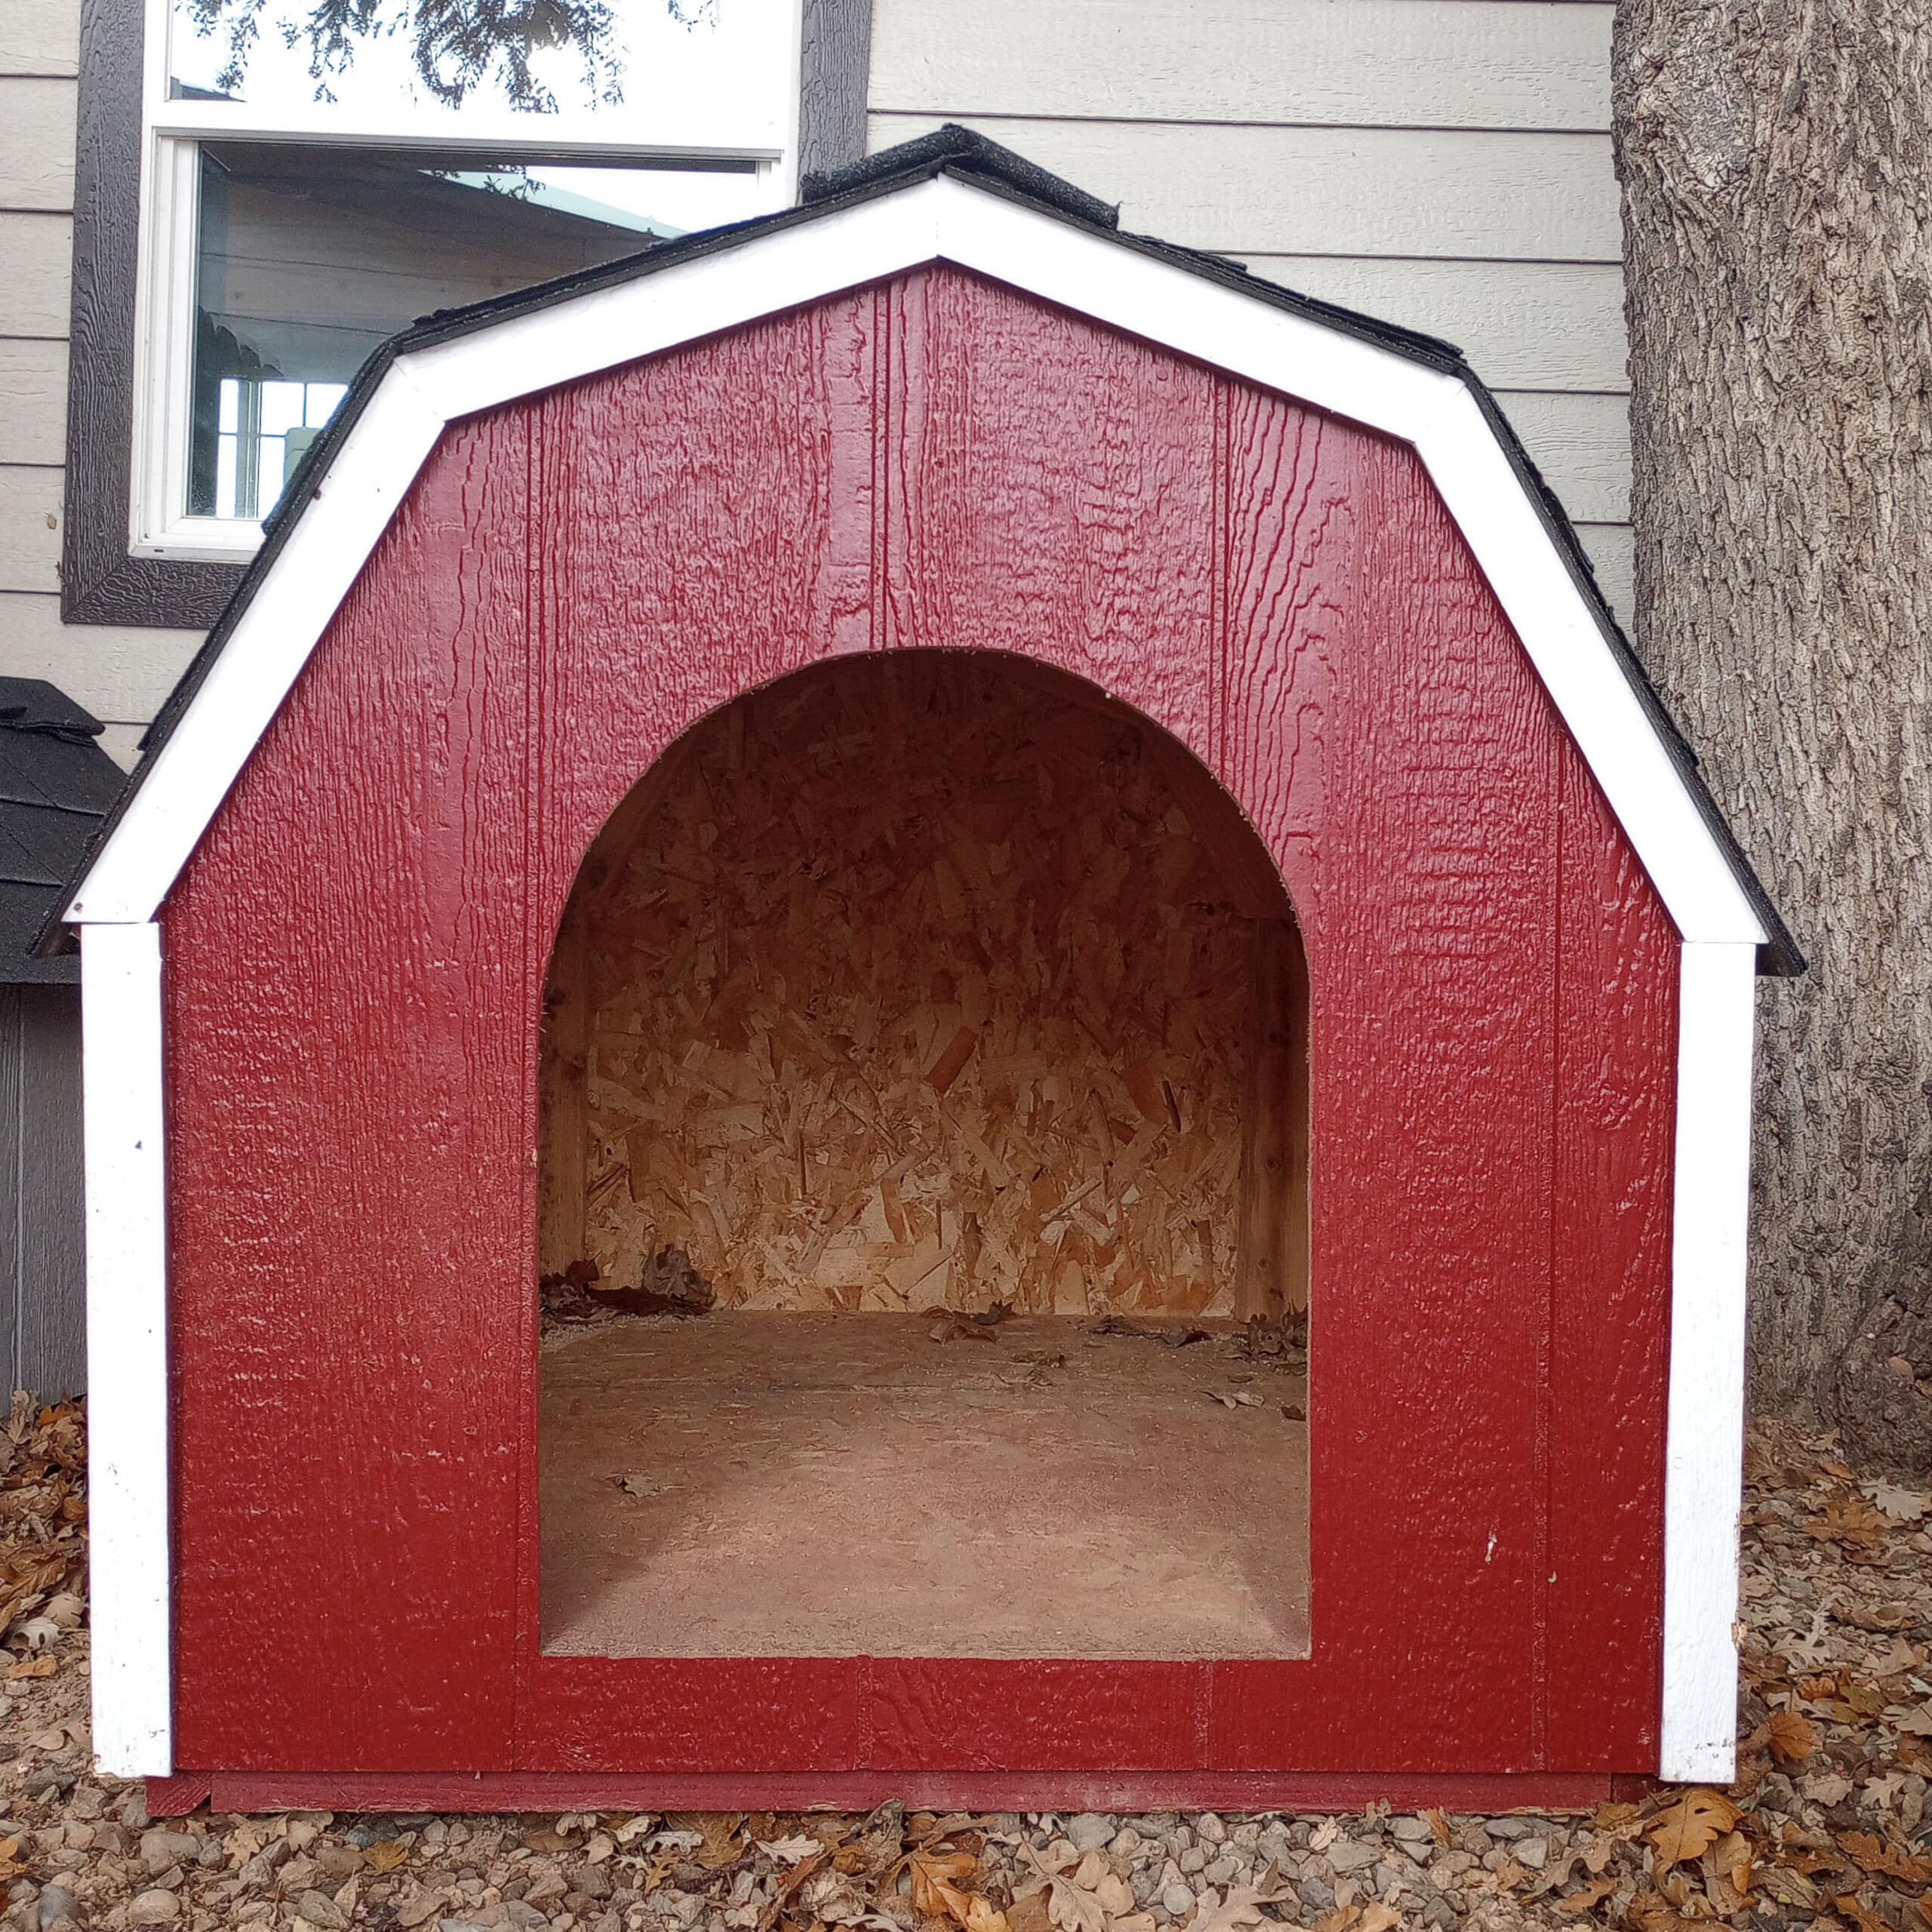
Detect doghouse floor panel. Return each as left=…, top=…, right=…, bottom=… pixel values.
left=540, top=1313, right=1309, bottom=1660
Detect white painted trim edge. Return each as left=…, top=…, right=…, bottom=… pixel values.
left=82, top=923, right=173, bottom=1780
left=1660, top=940, right=1757, bottom=1783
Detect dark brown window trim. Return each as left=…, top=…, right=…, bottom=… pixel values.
left=61, top=0, right=874, bottom=633
left=63, top=0, right=242, bottom=628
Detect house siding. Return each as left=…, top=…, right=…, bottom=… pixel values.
left=867, top=0, right=1632, bottom=620
left=1, top=8, right=202, bottom=773
left=0, top=986, right=88, bottom=1396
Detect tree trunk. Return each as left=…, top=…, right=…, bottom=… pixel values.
left=1614, top=0, right=1932, bottom=1469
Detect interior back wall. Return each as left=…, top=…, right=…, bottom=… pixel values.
left=553, top=654, right=1257, bottom=1316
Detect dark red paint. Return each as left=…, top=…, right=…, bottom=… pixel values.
left=161, top=266, right=1675, bottom=1789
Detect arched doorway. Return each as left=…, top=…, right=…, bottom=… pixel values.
left=537, top=652, right=1310, bottom=1659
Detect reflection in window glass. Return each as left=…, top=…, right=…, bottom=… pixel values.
left=188, top=141, right=719, bottom=519
left=167, top=0, right=783, bottom=138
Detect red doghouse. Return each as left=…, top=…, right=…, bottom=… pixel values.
left=61, top=130, right=1796, bottom=1816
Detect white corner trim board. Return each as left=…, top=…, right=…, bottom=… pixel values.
left=64, top=165, right=1764, bottom=1781
left=82, top=922, right=173, bottom=1780
left=1660, top=939, right=1758, bottom=1783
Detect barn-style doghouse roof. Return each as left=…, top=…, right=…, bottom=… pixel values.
left=60, top=125, right=1795, bottom=974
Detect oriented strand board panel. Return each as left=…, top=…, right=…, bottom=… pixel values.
left=557, top=654, right=1254, bottom=1317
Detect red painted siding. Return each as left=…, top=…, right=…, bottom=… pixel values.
left=161, top=266, right=1676, bottom=1780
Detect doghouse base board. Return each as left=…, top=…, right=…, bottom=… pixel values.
left=156, top=1770, right=1660, bottom=1817
left=540, top=1314, right=1309, bottom=1660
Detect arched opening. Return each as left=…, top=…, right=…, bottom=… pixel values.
left=537, top=653, right=1310, bottom=1660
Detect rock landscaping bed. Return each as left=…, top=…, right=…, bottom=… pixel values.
left=0, top=1409, right=1927, bottom=1932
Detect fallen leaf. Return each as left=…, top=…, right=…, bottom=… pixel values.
left=1647, top=1789, right=1740, bottom=1868
left=1558, top=1878, right=1618, bottom=1915
left=5, top=1654, right=54, bottom=1680
left=759, top=1836, right=824, bottom=1866
left=909, top=1849, right=980, bottom=1927
left=1765, top=1710, right=1823, bottom=1764
left=364, top=1841, right=409, bottom=1874
left=1706, top=1829, right=1753, bottom=1908
left=965, top=1901, right=1011, bottom=1932
left=667, top=1813, right=747, bottom=1869
left=1838, top=1834, right=1932, bottom=1886
left=1808, top=1497, right=1891, bottom=1549
left=1835, top=1893, right=1894, bottom=1932
left=1623, top=1891, right=1703, bottom=1932
left=1189, top=1877, right=1298, bottom=1932
left=1861, top=1480, right=1929, bottom=1524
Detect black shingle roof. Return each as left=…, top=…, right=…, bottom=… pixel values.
left=0, top=682, right=128, bottom=983
left=46, top=125, right=1801, bottom=975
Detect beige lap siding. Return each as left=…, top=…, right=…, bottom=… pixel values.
left=0, top=11, right=202, bottom=769
left=868, top=0, right=1632, bottom=623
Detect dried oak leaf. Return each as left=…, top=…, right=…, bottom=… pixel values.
left=1623, top=1891, right=1703, bottom=1932
left=1835, top=1893, right=1894, bottom=1932
left=1764, top=1711, right=1823, bottom=1764
left=1647, top=1789, right=1741, bottom=1869
left=907, top=1849, right=980, bottom=1926
left=365, top=1841, right=410, bottom=1874
left=1807, top=1498, right=1891, bottom=1550
left=1558, top=1878, right=1620, bottom=1915
left=1188, top=1873, right=1298, bottom=1932
left=1837, top=1835, right=1932, bottom=1887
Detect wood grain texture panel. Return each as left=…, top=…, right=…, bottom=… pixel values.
left=157, top=263, right=1675, bottom=1780
left=0, top=0, right=80, bottom=75
left=881, top=266, right=1219, bottom=757
left=0, top=343, right=69, bottom=466
left=0, top=79, right=75, bottom=211
left=0, top=214, right=72, bottom=337
left=1235, top=260, right=1629, bottom=395
left=1212, top=429, right=1562, bottom=1769
left=0, top=466, right=63, bottom=592
left=868, top=117, right=1622, bottom=261
left=164, top=416, right=533, bottom=1770
left=868, top=0, right=1611, bottom=132
left=523, top=1658, right=864, bottom=1772
left=799, top=0, right=873, bottom=178
left=1546, top=754, right=1675, bottom=1767
left=866, top=1660, right=1208, bottom=1770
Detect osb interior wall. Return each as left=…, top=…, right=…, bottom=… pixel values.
left=549, top=653, right=1274, bottom=1315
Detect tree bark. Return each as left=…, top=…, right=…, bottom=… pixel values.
left=1614, top=0, right=1932, bottom=1468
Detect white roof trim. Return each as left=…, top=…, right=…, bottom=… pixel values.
left=66, top=173, right=1767, bottom=945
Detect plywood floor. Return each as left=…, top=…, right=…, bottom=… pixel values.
left=540, top=1313, right=1309, bottom=1660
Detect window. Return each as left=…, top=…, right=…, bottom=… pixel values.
left=129, top=0, right=801, bottom=561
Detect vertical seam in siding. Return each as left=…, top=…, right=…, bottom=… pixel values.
left=1537, top=746, right=1567, bottom=1770
left=1211, top=376, right=1230, bottom=776
left=512, top=404, right=541, bottom=1765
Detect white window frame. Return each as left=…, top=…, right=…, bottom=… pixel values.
left=128, top=0, right=802, bottom=563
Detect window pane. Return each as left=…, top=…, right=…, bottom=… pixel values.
left=166, top=0, right=789, bottom=147
left=188, top=140, right=705, bottom=520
